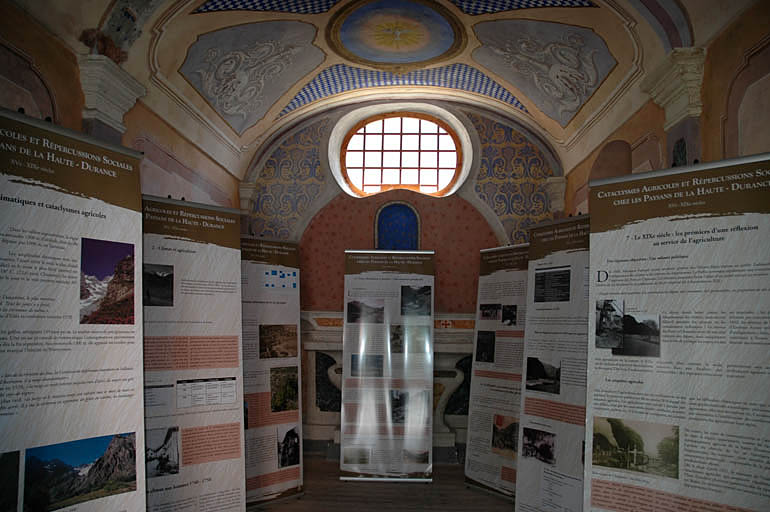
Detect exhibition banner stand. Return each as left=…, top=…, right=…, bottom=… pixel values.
left=340, top=250, right=435, bottom=481
left=0, top=108, right=146, bottom=511
left=515, top=216, right=590, bottom=512
left=142, top=196, right=246, bottom=512
left=464, top=244, right=529, bottom=498
left=240, top=238, right=303, bottom=503
left=584, top=155, right=770, bottom=512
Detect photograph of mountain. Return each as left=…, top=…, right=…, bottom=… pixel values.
left=347, top=298, right=385, bottom=324
left=277, top=424, right=300, bottom=468
left=24, top=433, right=136, bottom=511
left=401, top=285, right=432, bottom=316
left=271, top=366, right=299, bottom=412
left=143, top=263, right=173, bottom=307
left=259, top=324, right=298, bottom=358
left=145, top=427, right=179, bottom=479
left=0, top=451, right=19, bottom=512
left=350, top=354, right=384, bottom=377
left=80, top=238, right=135, bottom=324
left=491, top=415, right=518, bottom=460
left=525, top=356, right=561, bottom=394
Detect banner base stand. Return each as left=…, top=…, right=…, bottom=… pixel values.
left=464, top=481, right=515, bottom=502
left=340, top=477, right=432, bottom=483
left=247, top=491, right=305, bottom=510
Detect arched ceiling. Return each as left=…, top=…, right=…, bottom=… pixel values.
left=12, top=0, right=757, bottom=181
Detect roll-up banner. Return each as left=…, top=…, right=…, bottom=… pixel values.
left=0, top=108, right=146, bottom=511
left=464, top=244, right=529, bottom=498
left=240, top=238, right=303, bottom=503
left=142, top=196, right=246, bottom=511
left=340, top=250, right=435, bottom=481
left=584, top=155, right=770, bottom=512
left=516, top=216, right=590, bottom=512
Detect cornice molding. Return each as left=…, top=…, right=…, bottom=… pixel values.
left=78, top=54, right=145, bottom=133
left=641, top=47, right=706, bottom=131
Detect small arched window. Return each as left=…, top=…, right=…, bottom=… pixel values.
left=341, top=112, right=462, bottom=196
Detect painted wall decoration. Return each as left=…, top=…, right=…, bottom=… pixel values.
left=195, top=0, right=342, bottom=14
left=180, top=21, right=324, bottom=135
left=326, top=0, right=464, bottom=71
left=247, top=118, right=329, bottom=239
left=467, top=111, right=555, bottom=244
left=375, top=202, right=420, bottom=250
left=280, top=63, right=527, bottom=116
left=626, top=0, right=692, bottom=52
left=450, top=0, right=594, bottom=15
left=473, top=20, right=616, bottom=127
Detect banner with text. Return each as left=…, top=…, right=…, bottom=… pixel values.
left=143, top=196, right=245, bottom=512
left=516, top=216, right=590, bottom=512
left=464, top=244, right=529, bottom=497
left=240, top=238, right=302, bottom=503
left=340, top=250, right=435, bottom=480
left=0, top=108, right=146, bottom=511
left=584, top=155, right=770, bottom=511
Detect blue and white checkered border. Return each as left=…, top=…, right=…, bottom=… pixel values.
left=194, top=0, right=340, bottom=14
left=450, top=0, right=594, bottom=15
left=280, top=64, right=528, bottom=116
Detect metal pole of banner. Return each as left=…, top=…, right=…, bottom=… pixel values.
left=589, top=151, right=770, bottom=188
left=479, top=243, right=530, bottom=253
left=344, top=249, right=437, bottom=255
left=340, top=477, right=433, bottom=483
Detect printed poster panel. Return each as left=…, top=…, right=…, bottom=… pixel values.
left=584, top=155, right=770, bottom=511
left=464, top=245, right=529, bottom=496
left=516, top=217, right=590, bottom=512
left=240, top=238, right=302, bottom=503
left=340, top=250, right=435, bottom=480
left=0, top=108, right=146, bottom=511
left=143, top=197, right=245, bottom=512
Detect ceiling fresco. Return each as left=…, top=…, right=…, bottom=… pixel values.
left=473, top=19, right=616, bottom=127
left=450, top=0, right=594, bottom=15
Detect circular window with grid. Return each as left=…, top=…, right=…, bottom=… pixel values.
left=341, top=112, right=462, bottom=196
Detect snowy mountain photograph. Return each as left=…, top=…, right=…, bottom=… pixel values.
left=79, top=238, right=135, bottom=324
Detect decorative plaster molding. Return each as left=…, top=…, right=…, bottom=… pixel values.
left=543, top=176, right=566, bottom=214
left=78, top=54, right=145, bottom=133
left=641, top=47, right=706, bottom=131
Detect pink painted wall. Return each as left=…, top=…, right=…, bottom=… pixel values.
left=299, top=189, right=499, bottom=313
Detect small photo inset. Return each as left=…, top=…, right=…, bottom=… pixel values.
left=343, top=447, right=371, bottom=465
left=479, top=304, right=501, bottom=320
left=389, top=390, right=430, bottom=424
left=501, top=305, right=517, bottom=326
left=596, top=299, right=623, bottom=348
left=522, top=427, right=555, bottom=465
left=525, top=356, right=561, bottom=394
left=143, top=263, right=173, bottom=307
left=402, top=449, right=430, bottom=464
left=613, top=312, right=661, bottom=357
left=259, top=324, right=298, bottom=358
left=350, top=354, right=384, bottom=377
left=80, top=237, right=135, bottom=324
left=401, top=285, right=432, bottom=316
left=347, top=298, right=385, bottom=324
left=277, top=424, right=300, bottom=468
left=145, top=427, right=179, bottom=478
left=475, top=331, right=495, bottom=363
left=593, top=417, right=678, bottom=479
left=0, top=451, right=20, bottom=512
left=389, top=325, right=430, bottom=354
left=270, top=366, right=299, bottom=412
left=491, top=415, right=518, bottom=460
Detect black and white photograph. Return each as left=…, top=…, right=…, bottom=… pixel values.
left=501, top=305, right=517, bottom=326
left=534, top=266, right=571, bottom=303
left=475, top=331, right=496, bottom=363
left=491, top=415, right=518, bottom=460
left=593, top=417, right=678, bottom=479
left=612, top=312, right=661, bottom=357
left=346, top=298, right=385, bottom=324
left=389, top=390, right=430, bottom=424
left=143, top=263, right=173, bottom=307
left=277, top=424, right=300, bottom=468
left=400, top=285, right=432, bottom=316
left=525, top=356, right=561, bottom=394
left=351, top=354, right=384, bottom=377
left=145, top=427, right=179, bottom=478
left=270, top=366, right=299, bottom=412
left=522, top=427, right=555, bottom=465
left=259, top=324, right=299, bottom=358
left=0, top=451, right=19, bottom=512
left=389, top=325, right=431, bottom=354
left=343, top=447, right=371, bottom=465
left=479, top=303, right=501, bottom=320
left=596, top=299, right=623, bottom=348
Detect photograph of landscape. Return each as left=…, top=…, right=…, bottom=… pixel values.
left=24, top=433, right=136, bottom=511
left=593, top=416, right=678, bottom=479
left=347, top=298, right=385, bottom=324
left=389, top=325, right=431, bottom=354
left=143, top=263, right=173, bottom=307
left=491, top=415, right=518, bottom=460
left=525, top=356, right=561, bottom=394
left=351, top=354, right=384, bottom=377
left=80, top=237, right=135, bottom=324
left=270, top=366, right=299, bottom=412
left=401, top=285, right=432, bottom=316
left=613, top=312, right=661, bottom=357
left=259, top=324, right=298, bottom=358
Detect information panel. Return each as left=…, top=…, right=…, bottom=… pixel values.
left=340, top=250, right=435, bottom=480
left=516, top=217, right=590, bottom=512
left=465, top=244, right=529, bottom=497
left=142, top=197, right=245, bottom=512
left=584, top=155, right=770, bottom=511
left=241, top=238, right=302, bottom=503
left=0, top=109, right=146, bottom=511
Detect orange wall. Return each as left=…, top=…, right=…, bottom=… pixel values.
left=701, top=1, right=770, bottom=162
left=0, top=2, right=83, bottom=131
left=299, top=190, right=499, bottom=314
left=565, top=100, right=666, bottom=214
